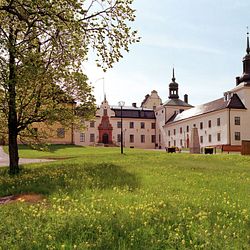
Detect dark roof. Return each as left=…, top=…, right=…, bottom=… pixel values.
left=167, top=93, right=246, bottom=124
left=227, top=93, right=246, bottom=109
left=163, top=98, right=193, bottom=107
left=166, top=112, right=178, bottom=123
left=111, top=107, right=155, bottom=119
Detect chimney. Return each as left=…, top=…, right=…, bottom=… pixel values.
left=236, top=76, right=240, bottom=86
left=184, top=94, right=188, bottom=103
left=132, top=103, right=137, bottom=108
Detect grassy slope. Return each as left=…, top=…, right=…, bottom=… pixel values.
left=0, top=146, right=249, bottom=249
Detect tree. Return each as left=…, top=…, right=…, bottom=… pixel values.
left=0, top=0, right=139, bottom=174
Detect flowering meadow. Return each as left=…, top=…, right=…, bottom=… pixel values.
left=0, top=146, right=249, bottom=249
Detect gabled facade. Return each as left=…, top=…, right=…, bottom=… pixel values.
left=74, top=97, right=157, bottom=149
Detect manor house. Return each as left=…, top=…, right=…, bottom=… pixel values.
left=74, top=35, right=250, bottom=150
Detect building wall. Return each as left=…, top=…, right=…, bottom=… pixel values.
left=33, top=122, right=74, bottom=144
left=164, top=107, right=248, bottom=148
left=75, top=117, right=156, bottom=149
left=229, top=85, right=250, bottom=143
left=165, top=109, right=228, bottom=148
left=155, top=105, right=191, bottom=149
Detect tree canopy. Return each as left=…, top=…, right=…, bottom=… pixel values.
left=0, top=0, right=139, bottom=174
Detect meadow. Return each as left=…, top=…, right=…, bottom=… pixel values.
left=0, top=145, right=249, bottom=249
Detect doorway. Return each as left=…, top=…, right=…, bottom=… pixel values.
left=102, top=133, right=109, bottom=144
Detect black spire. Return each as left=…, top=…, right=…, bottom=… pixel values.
left=236, top=28, right=250, bottom=85
left=169, top=68, right=179, bottom=99
left=247, top=27, right=250, bottom=54
left=172, top=68, right=176, bottom=82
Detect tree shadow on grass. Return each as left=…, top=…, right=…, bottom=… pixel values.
left=0, top=162, right=139, bottom=197
left=18, top=144, right=84, bottom=153
left=83, top=163, right=139, bottom=190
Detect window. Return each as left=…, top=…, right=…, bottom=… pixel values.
left=174, top=140, right=176, bottom=146
left=174, top=129, right=176, bottom=135
left=117, top=121, right=122, bottom=128
left=200, top=136, right=203, bottom=144
left=90, top=133, right=95, bottom=142
left=151, top=123, right=156, bottom=129
left=200, top=122, right=203, bottom=130
left=208, top=134, right=212, bottom=143
left=141, top=122, right=145, bottom=129
left=117, top=134, right=121, bottom=143
left=168, top=130, right=170, bottom=136
left=90, top=121, right=95, bottom=128
left=168, top=141, right=170, bottom=147
left=208, top=120, right=211, bottom=128
left=141, top=135, right=145, bottom=143
left=217, top=133, right=221, bottom=142
left=180, top=139, right=183, bottom=147
left=235, top=117, right=240, bottom=125
left=193, top=124, right=196, bottom=128
left=217, top=118, right=221, bottom=126
left=186, top=125, right=189, bottom=133
left=103, top=109, right=107, bottom=116
left=151, top=135, right=156, bottom=143
left=180, top=127, right=183, bottom=134
left=130, top=134, right=134, bottom=143
left=235, top=132, right=241, bottom=141
left=57, top=128, right=65, bottom=138
left=130, top=122, right=134, bottom=129
left=80, top=133, right=85, bottom=142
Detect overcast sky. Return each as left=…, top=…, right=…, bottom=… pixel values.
left=83, top=0, right=250, bottom=107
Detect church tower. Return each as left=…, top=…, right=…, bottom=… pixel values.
left=236, top=30, right=250, bottom=85
left=168, top=68, right=179, bottom=99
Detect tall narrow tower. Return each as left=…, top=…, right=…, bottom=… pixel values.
left=236, top=29, right=250, bottom=85
left=168, top=68, right=179, bottom=99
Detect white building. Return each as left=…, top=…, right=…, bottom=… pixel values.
left=163, top=34, right=250, bottom=149
left=75, top=35, right=250, bottom=150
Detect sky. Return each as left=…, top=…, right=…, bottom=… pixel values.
left=83, top=0, right=250, bottom=107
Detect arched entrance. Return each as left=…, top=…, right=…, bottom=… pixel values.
left=102, top=133, right=109, bottom=144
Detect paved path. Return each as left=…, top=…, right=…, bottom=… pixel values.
left=0, top=146, right=54, bottom=167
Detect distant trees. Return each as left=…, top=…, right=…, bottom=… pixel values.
left=0, top=0, right=139, bottom=174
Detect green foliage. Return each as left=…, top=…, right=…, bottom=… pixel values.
left=0, top=147, right=249, bottom=249
left=0, top=0, right=139, bottom=161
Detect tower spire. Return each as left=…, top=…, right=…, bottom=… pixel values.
left=172, top=67, right=175, bottom=82
left=169, top=67, right=179, bottom=99
left=247, top=26, right=250, bottom=55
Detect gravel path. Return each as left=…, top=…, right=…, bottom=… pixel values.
left=0, top=146, right=54, bottom=167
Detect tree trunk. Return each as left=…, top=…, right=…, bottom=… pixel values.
left=8, top=26, right=19, bottom=175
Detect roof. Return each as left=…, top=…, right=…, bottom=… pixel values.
left=167, top=93, right=246, bottom=124
left=141, top=94, right=150, bottom=107
left=111, top=106, right=155, bottom=119
left=163, top=98, right=193, bottom=107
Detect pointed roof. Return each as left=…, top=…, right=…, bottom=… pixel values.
left=235, top=30, right=250, bottom=85
left=163, top=98, right=193, bottom=107
left=247, top=27, right=250, bottom=55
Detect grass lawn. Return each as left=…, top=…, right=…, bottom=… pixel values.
left=0, top=145, right=250, bottom=249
